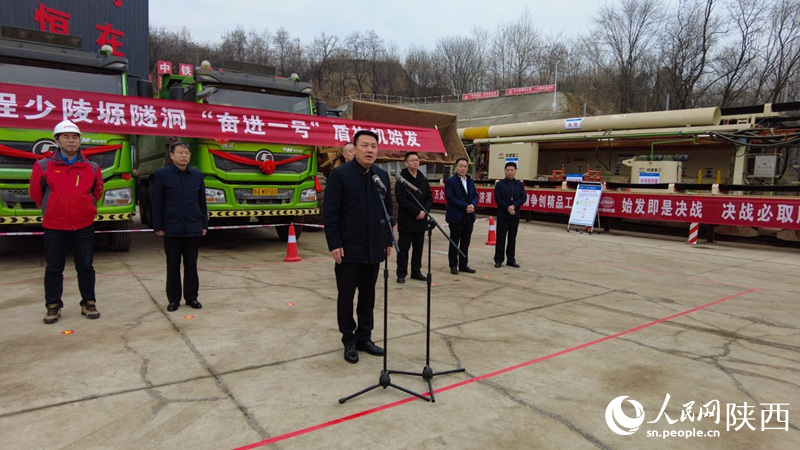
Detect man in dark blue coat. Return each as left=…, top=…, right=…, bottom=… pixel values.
left=152, top=141, right=208, bottom=312
left=445, top=157, right=478, bottom=275
left=395, top=151, right=433, bottom=283
left=324, top=130, right=392, bottom=364
left=494, top=162, right=528, bottom=268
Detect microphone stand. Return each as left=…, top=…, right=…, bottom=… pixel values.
left=388, top=181, right=466, bottom=402
left=339, top=178, right=429, bottom=404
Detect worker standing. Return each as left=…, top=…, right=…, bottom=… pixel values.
left=29, top=120, right=104, bottom=324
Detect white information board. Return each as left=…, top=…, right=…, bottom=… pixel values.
left=568, top=182, right=603, bottom=230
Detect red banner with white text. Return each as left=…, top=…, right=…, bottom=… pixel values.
left=431, top=186, right=800, bottom=230
left=0, top=82, right=446, bottom=153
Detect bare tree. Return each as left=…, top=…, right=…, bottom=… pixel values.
left=755, top=0, right=800, bottom=103
left=584, top=0, right=664, bottom=112
left=306, top=32, right=340, bottom=98
left=149, top=26, right=213, bottom=77
left=405, top=46, right=448, bottom=97
left=435, top=28, right=488, bottom=95
left=658, top=0, right=723, bottom=109
left=489, top=9, right=542, bottom=89
left=708, top=0, right=765, bottom=106
left=273, top=27, right=305, bottom=76
left=218, top=26, right=251, bottom=63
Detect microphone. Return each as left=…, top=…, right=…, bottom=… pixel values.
left=396, top=175, right=420, bottom=193
left=371, top=174, right=386, bottom=191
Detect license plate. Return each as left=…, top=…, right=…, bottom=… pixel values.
left=253, top=188, right=278, bottom=196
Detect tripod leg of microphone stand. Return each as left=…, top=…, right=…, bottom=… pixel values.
left=338, top=382, right=382, bottom=404
left=390, top=383, right=431, bottom=401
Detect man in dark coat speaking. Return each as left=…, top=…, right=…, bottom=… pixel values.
left=324, top=130, right=393, bottom=364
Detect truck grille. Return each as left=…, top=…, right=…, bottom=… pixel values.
left=1, top=188, right=37, bottom=210
left=212, top=151, right=309, bottom=174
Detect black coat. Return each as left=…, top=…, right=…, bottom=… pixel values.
left=324, top=159, right=393, bottom=264
left=494, top=178, right=528, bottom=220
left=152, top=164, right=208, bottom=237
left=395, top=168, right=433, bottom=233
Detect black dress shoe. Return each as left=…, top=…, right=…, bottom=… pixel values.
left=410, top=273, right=427, bottom=281
left=356, top=340, right=385, bottom=356
left=167, top=303, right=179, bottom=312
left=344, top=344, right=359, bottom=363
left=459, top=266, right=476, bottom=273
left=494, top=262, right=502, bottom=268
left=507, top=262, right=521, bottom=268
left=450, top=267, right=459, bottom=275
left=187, top=300, right=203, bottom=309
left=397, top=277, right=405, bottom=284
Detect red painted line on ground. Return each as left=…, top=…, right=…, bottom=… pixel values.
left=235, top=287, right=761, bottom=449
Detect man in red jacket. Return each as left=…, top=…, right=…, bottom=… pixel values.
left=29, top=120, right=104, bottom=324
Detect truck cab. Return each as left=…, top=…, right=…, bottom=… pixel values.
left=135, top=60, right=323, bottom=240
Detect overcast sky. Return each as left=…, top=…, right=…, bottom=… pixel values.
left=149, top=0, right=606, bottom=53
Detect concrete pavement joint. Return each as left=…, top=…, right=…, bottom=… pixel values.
left=478, top=378, right=612, bottom=450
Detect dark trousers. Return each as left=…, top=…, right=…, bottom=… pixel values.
left=494, top=217, right=520, bottom=264
left=447, top=220, right=474, bottom=269
left=163, top=236, right=200, bottom=304
left=396, top=230, right=425, bottom=278
left=43, top=225, right=96, bottom=307
left=335, top=262, right=380, bottom=346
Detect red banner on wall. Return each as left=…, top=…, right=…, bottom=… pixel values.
left=505, top=85, right=556, bottom=96
left=431, top=186, right=800, bottom=230
left=461, top=90, right=499, bottom=101
left=0, top=82, right=446, bottom=153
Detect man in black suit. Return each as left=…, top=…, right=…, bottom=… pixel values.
left=395, top=151, right=433, bottom=283
left=324, top=130, right=392, bottom=364
left=444, top=157, right=478, bottom=275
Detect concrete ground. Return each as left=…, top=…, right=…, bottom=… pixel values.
left=0, top=215, right=797, bottom=449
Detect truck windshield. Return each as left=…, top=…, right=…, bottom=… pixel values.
left=204, top=89, right=311, bottom=115
left=0, top=63, right=123, bottom=95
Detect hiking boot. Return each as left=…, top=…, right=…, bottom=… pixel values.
left=44, top=304, right=61, bottom=324
left=81, top=300, right=100, bottom=319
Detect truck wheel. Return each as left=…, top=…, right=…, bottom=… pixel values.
left=276, top=220, right=303, bottom=241
left=138, top=184, right=151, bottom=228
left=108, top=220, right=132, bottom=251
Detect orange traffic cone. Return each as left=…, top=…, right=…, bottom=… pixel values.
left=284, top=224, right=302, bottom=262
left=486, top=216, right=496, bottom=245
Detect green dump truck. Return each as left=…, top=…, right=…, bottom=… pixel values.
left=135, top=61, right=324, bottom=240
left=0, top=26, right=137, bottom=250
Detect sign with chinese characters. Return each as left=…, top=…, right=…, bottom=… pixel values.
left=461, top=90, right=500, bottom=101
left=505, top=85, right=556, bottom=96
left=0, top=82, right=447, bottom=153
left=638, top=172, right=661, bottom=184
left=565, top=118, right=582, bottom=130
left=431, top=186, right=800, bottom=230
left=0, top=1, right=149, bottom=78
left=568, top=183, right=603, bottom=228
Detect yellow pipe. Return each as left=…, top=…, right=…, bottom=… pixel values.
left=459, top=107, right=721, bottom=139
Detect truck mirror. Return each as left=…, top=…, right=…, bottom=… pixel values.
left=316, top=100, right=328, bottom=117
left=168, top=85, right=184, bottom=101
left=136, top=79, right=154, bottom=98
left=197, top=86, right=217, bottom=100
